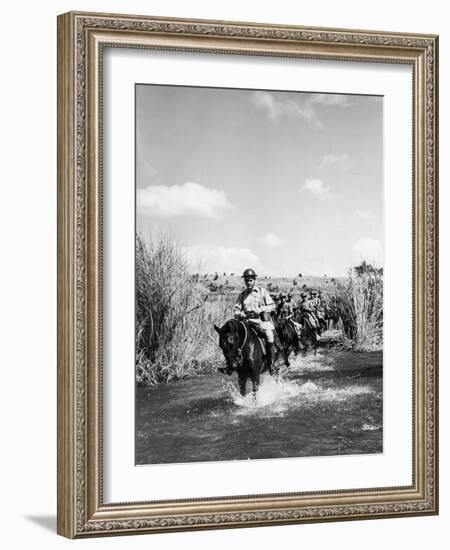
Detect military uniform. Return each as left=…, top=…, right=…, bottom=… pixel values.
left=233, top=285, right=275, bottom=342
left=298, top=295, right=319, bottom=330
left=317, top=292, right=326, bottom=318
left=277, top=297, right=302, bottom=338
left=277, top=300, right=294, bottom=319
left=309, top=292, right=320, bottom=310
left=318, top=291, right=328, bottom=310
left=310, top=291, right=323, bottom=317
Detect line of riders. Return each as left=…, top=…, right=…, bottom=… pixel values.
left=217, top=268, right=329, bottom=377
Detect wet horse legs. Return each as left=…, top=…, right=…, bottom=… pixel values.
left=282, top=347, right=291, bottom=367
left=238, top=375, right=247, bottom=397
left=251, top=374, right=260, bottom=398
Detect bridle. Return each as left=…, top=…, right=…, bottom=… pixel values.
left=236, top=320, right=248, bottom=352
left=224, top=319, right=249, bottom=366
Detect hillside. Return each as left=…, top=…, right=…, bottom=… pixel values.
left=192, top=273, right=348, bottom=298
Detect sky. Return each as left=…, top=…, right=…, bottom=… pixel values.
left=136, top=84, right=383, bottom=277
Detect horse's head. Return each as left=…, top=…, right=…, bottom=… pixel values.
left=214, top=320, right=243, bottom=372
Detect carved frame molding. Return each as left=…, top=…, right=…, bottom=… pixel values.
left=57, top=12, right=438, bottom=538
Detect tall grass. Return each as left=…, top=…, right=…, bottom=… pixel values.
left=136, top=233, right=232, bottom=385
left=333, top=264, right=383, bottom=351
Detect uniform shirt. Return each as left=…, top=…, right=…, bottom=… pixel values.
left=233, top=286, right=275, bottom=318
left=299, top=299, right=313, bottom=312
left=298, top=298, right=319, bottom=328
left=277, top=301, right=294, bottom=319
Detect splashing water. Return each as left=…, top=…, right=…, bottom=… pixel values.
left=361, top=423, right=381, bottom=431
left=225, top=372, right=374, bottom=419
left=226, top=374, right=302, bottom=410
left=288, top=349, right=336, bottom=373
left=135, top=349, right=383, bottom=465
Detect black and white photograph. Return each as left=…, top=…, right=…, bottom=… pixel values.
left=135, top=83, right=384, bottom=466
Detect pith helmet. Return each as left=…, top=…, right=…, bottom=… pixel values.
left=312, top=289, right=318, bottom=295
left=279, top=292, right=286, bottom=299
left=242, top=268, right=258, bottom=278
left=300, top=291, right=307, bottom=298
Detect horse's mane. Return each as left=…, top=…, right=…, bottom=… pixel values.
left=224, top=318, right=240, bottom=332
left=277, top=318, right=296, bottom=339
left=221, top=318, right=243, bottom=340
left=222, top=318, right=256, bottom=347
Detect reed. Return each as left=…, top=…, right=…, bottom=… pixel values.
left=136, top=233, right=232, bottom=384
left=333, top=263, right=383, bottom=351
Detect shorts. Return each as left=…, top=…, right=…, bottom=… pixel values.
left=249, top=319, right=275, bottom=343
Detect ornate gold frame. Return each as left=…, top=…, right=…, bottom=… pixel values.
left=57, top=11, right=439, bottom=538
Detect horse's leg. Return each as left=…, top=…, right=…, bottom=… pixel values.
left=251, top=373, right=260, bottom=399
left=313, top=336, right=318, bottom=355
left=265, top=341, right=275, bottom=376
left=239, top=377, right=247, bottom=396
left=301, top=341, right=309, bottom=357
left=294, top=333, right=303, bottom=354
left=238, top=375, right=247, bottom=397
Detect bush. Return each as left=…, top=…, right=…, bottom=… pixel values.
left=136, top=233, right=231, bottom=384
left=334, top=263, right=383, bottom=351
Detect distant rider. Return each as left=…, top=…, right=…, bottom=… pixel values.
left=277, top=292, right=303, bottom=340
left=317, top=290, right=328, bottom=329
left=298, top=291, right=321, bottom=339
left=310, top=289, right=326, bottom=333
left=233, top=268, right=276, bottom=373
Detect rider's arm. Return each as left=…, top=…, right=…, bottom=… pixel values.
left=233, top=294, right=245, bottom=319
left=260, top=288, right=275, bottom=313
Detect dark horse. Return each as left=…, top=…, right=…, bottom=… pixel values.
left=214, top=319, right=273, bottom=397
left=276, top=318, right=318, bottom=367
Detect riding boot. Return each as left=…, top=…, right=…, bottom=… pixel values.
left=266, top=342, right=275, bottom=375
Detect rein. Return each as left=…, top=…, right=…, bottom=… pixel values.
left=227, top=319, right=248, bottom=352
left=218, top=319, right=252, bottom=372
left=237, top=320, right=248, bottom=352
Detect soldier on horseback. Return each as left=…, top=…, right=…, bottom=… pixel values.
left=276, top=292, right=303, bottom=341
left=297, top=291, right=321, bottom=340
left=310, top=289, right=327, bottom=334
left=233, top=268, right=276, bottom=373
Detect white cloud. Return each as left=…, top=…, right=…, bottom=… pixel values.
left=320, top=153, right=351, bottom=169
left=137, top=182, right=233, bottom=219
left=251, top=92, right=351, bottom=128
left=352, top=238, right=384, bottom=267
left=251, top=91, right=278, bottom=120
left=258, top=232, right=283, bottom=248
left=302, top=178, right=329, bottom=197
left=251, top=91, right=322, bottom=128
left=182, top=244, right=263, bottom=274
left=309, top=94, right=351, bottom=108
